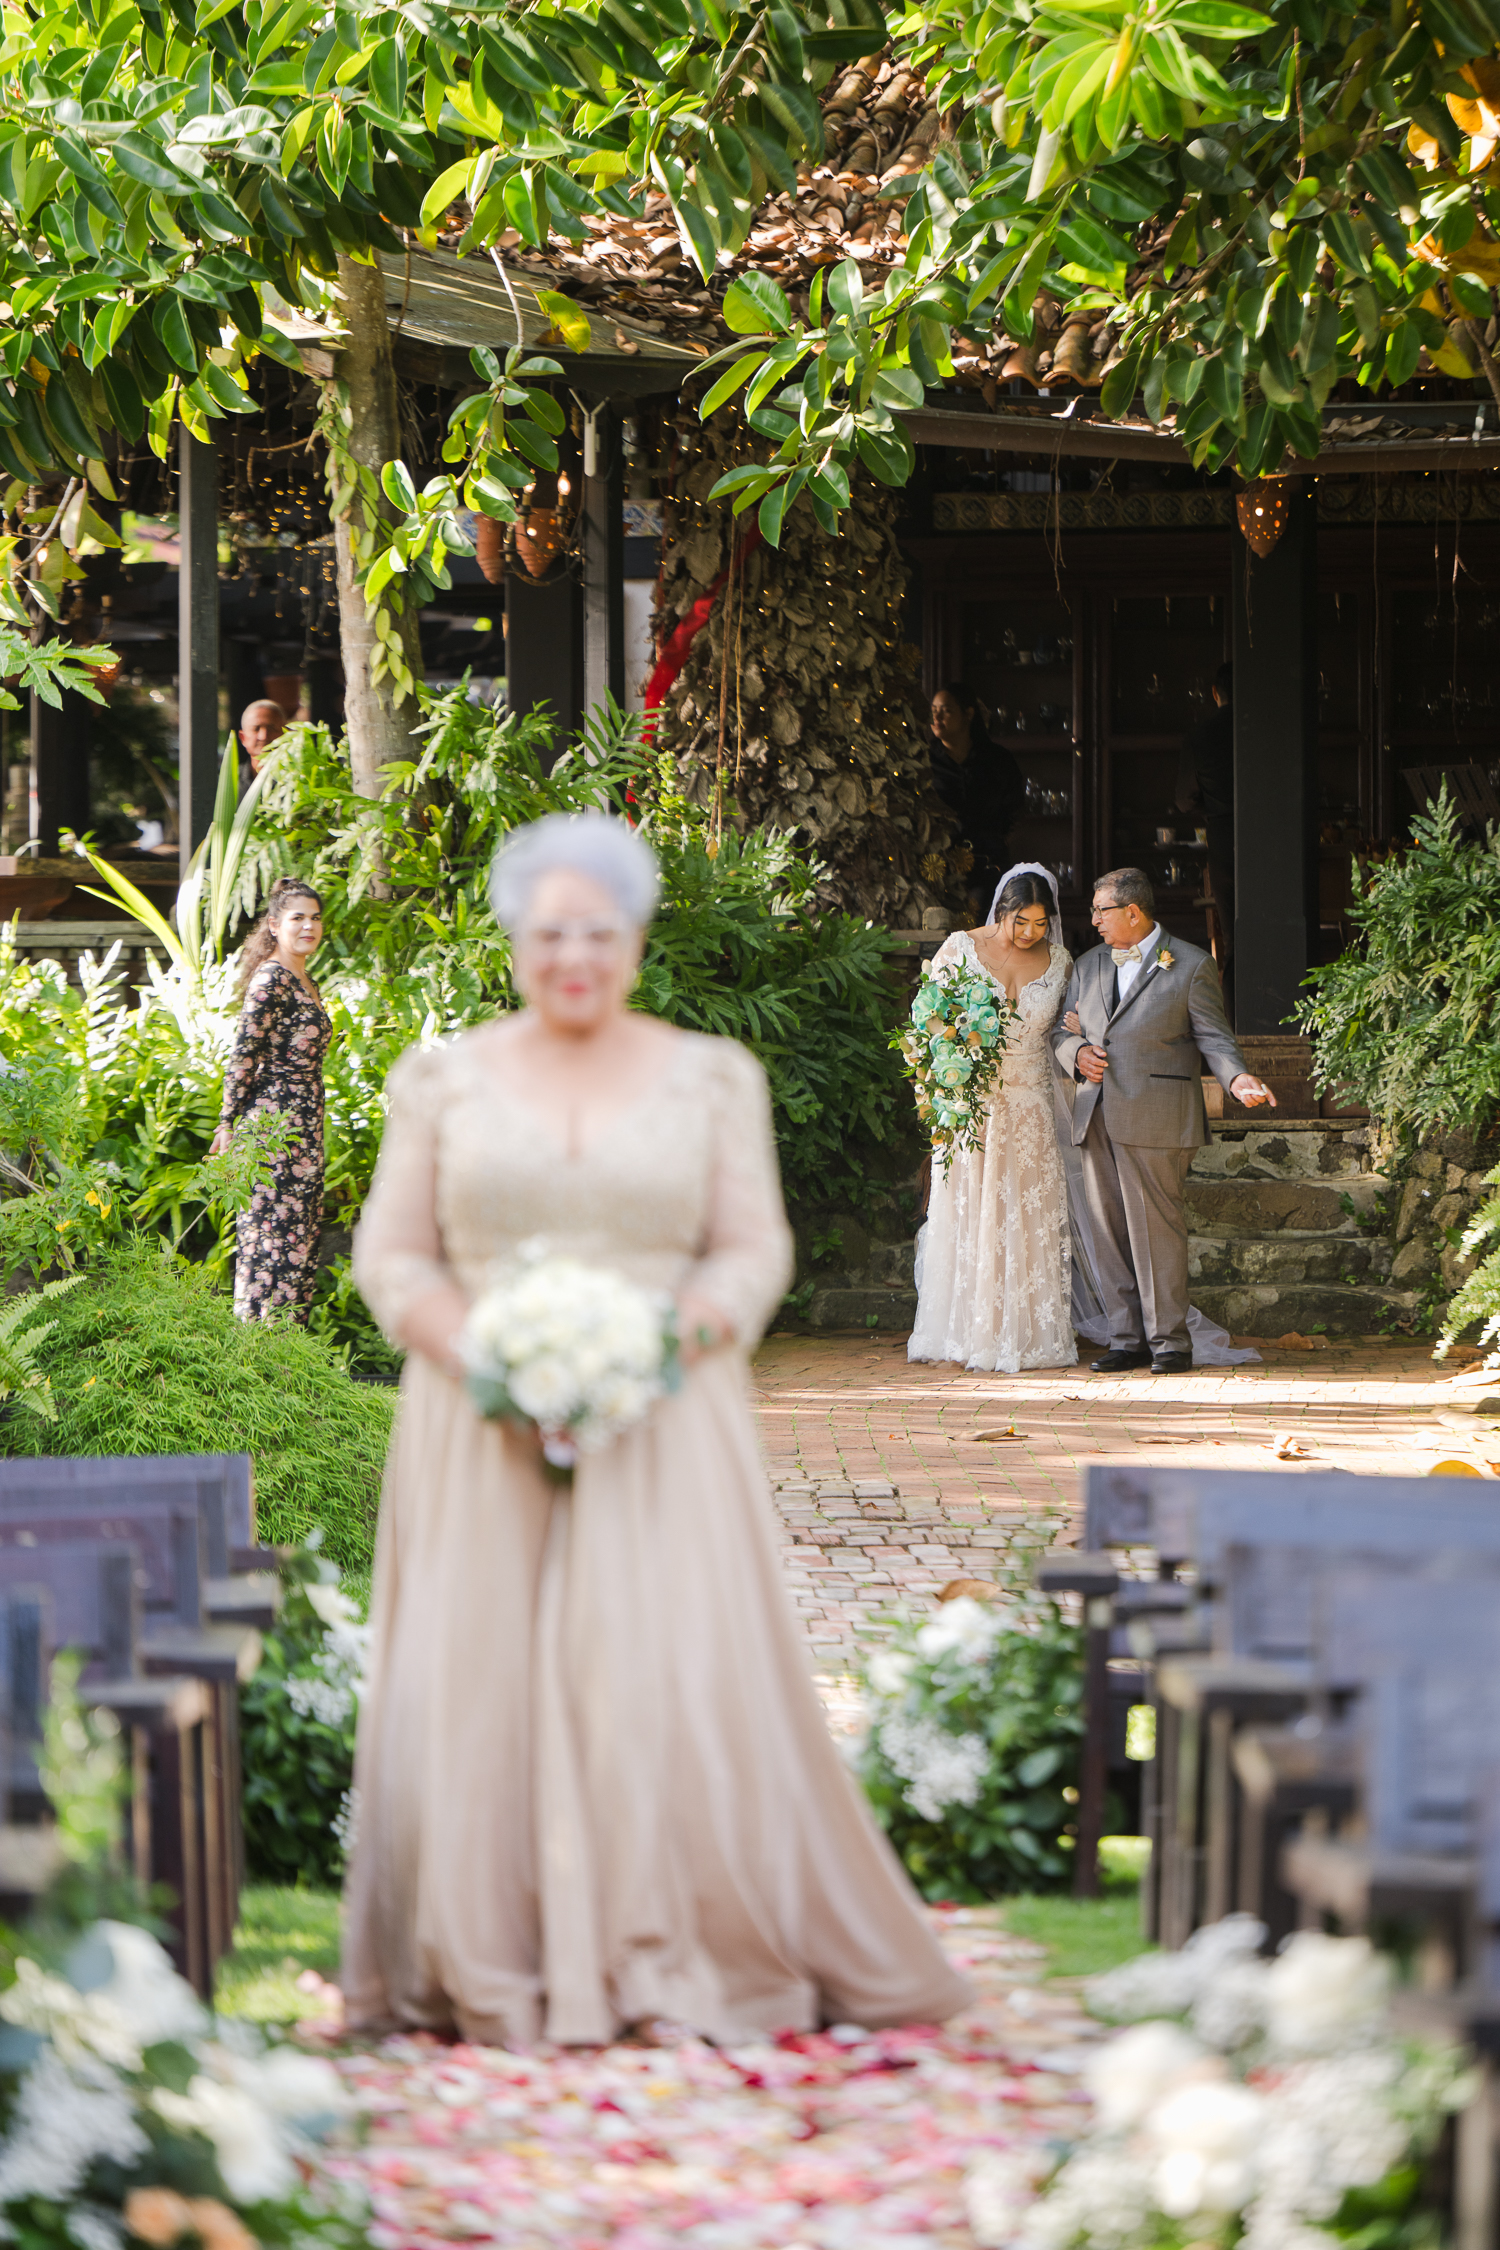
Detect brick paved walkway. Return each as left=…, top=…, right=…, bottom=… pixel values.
left=752, top=1331, right=1500, bottom=1674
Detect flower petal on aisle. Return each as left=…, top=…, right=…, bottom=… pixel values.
left=320, top=1910, right=1103, bottom=2249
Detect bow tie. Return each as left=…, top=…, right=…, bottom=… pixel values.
left=1110, top=945, right=1143, bottom=966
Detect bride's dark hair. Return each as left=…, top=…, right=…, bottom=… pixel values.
left=235, top=878, right=323, bottom=1000
left=992, top=871, right=1053, bottom=922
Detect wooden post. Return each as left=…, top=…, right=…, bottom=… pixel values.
left=30, top=674, right=80, bottom=855
left=581, top=406, right=624, bottom=713
left=1232, top=485, right=1317, bottom=1034
left=178, top=426, right=220, bottom=875
left=505, top=570, right=583, bottom=762
left=1074, top=1597, right=1111, bottom=1897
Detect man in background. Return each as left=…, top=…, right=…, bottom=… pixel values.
left=238, top=698, right=287, bottom=794
left=929, top=681, right=1024, bottom=910
left=1176, top=661, right=1235, bottom=1017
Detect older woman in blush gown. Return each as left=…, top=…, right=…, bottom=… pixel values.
left=344, top=813, right=971, bottom=2049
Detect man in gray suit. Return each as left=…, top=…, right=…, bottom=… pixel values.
left=1051, top=867, right=1276, bottom=1375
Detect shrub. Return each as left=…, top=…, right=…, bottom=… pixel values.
left=240, top=1545, right=366, bottom=1888
left=1441, top=1162, right=1500, bottom=1365
left=1296, top=794, right=1500, bottom=1141
left=0, top=1246, right=391, bottom=1574
left=857, top=1594, right=1084, bottom=1900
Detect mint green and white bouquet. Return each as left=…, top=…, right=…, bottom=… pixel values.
left=895, top=964, right=1017, bottom=1171
left=460, top=1243, right=681, bottom=1472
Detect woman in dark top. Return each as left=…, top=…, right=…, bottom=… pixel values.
left=211, top=877, right=333, bottom=1322
left=928, top=682, right=1025, bottom=904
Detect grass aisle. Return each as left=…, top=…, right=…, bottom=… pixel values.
left=215, top=1864, right=1152, bottom=2025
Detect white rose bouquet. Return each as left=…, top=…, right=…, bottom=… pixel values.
left=460, top=1246, right=680, bottom=1473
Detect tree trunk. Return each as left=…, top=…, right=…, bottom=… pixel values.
left=332, top=252, right=425, bottom=800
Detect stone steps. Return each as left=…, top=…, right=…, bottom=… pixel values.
left=1187, top=1122, right=1407, bottom=1336
left=791, top=1122, right=1411, bottom=1339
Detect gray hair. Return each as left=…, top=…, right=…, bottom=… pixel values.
left=489, top=812, right=661, bottom=932
left=1094, top=865, right=1155, bottom=914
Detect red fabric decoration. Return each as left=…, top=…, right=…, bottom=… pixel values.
left=641, top=524, right=762, bottom=741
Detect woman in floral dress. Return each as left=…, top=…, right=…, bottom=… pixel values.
left=211, top=878, right=333, bottom=1322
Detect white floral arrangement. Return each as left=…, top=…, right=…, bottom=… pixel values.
left=965, top=1918, right=1474, bottom=2250
left=855, top=1592, right=1085, bottom=1897
left=282, top=1580, right=372, bottom=1733
left=460, top=1244, right=680, bottom=1471
left=866, top=1598, right=1007, bottom=1821
left=0, top=1916, right=364, bottom=2250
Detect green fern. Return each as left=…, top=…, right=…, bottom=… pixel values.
left=1297, top=791, right=1500, bottom=1141
left=0, top=1274, right=83, bottom=1421
left=1441, top=1166, right=1500, bottom=1365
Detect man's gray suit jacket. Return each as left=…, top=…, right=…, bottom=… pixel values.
left=1050, top=933, right=1249, bottom=1149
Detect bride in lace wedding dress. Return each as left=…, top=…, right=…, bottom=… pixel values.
left=908, top=866, right=1077, bottom=1374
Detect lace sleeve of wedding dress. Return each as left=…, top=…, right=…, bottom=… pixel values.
left=352, top=1041, right=457, bottom=1346
left=685, top=1039, right=795, bottom=1347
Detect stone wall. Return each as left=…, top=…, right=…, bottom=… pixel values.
left=769, top=1082, right=1497, bottom=1345
left=652, top=416, right=957, bottom=925
left=1382, top=1123, right=1500, bottom=1320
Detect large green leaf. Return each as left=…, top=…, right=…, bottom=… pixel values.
left=724, top=271, right=794, bottom=335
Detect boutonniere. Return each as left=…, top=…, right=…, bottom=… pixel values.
left=1156, top=947, right=1175, bottom=969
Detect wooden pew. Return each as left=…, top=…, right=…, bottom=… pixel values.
left=1036, top=1495, right=1200, bottom=1914
left=0, top=1539, right=218, bottom=1991
left=1275, top=1551, right=1500, bottom=1980
left=0, top=1478, right=265, bottom=1978
left=1045, top=1468, right=1500, bottom=1935
left=0, top=1453, right=279, bottom=1625
left=0, top=1475, right=268, bottom=1913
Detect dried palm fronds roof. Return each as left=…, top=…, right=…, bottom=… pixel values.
left=439, top=54, right=939, bottom=363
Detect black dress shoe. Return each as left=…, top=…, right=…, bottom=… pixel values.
left=1150, top=1352, right=1194, bottom=1375
left=1090, top=1348, right=1152, bottom=1372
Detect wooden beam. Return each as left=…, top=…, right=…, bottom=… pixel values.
left=904, top=406, right=1188, bottom=462
left=905, top=403, right=1500, bottom=477
left=30, top=649, right=87, bottom=855
left=178, top=428, right=221, bottom=876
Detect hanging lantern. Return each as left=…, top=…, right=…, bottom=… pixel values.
left=514, top=470, right=564, bottom=581
left=475, top=513, right=506, bottom=586
left=1236, top=478, right=1292, bottom=557
left=515, top=509, right=562, bottom=580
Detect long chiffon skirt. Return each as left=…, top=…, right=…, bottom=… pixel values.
left=341, top=1352, right=971, bottom=2046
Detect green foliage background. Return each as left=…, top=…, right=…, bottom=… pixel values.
left=240, top=1569, right=360, bottom=1889
left=1297, top=795, right=1500, bottom=1142
left=1297, top=793, right=1500, bottom=1361
left=245, top=693, right=905, bottom=1229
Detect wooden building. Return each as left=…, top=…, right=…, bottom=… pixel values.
left=901, top=414, right=1500, bottom=1031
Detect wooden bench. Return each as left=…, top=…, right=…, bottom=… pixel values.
left=1272, top=1551, right=1500, bottom=1981
left=0, top=1457, right=275, bottom=1988
left=0, top=1541, right=218, bottom=1989
left=0, top=1463, right=271, bottom=1938
left=1047, top=1467, right=1500, bottom=1933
